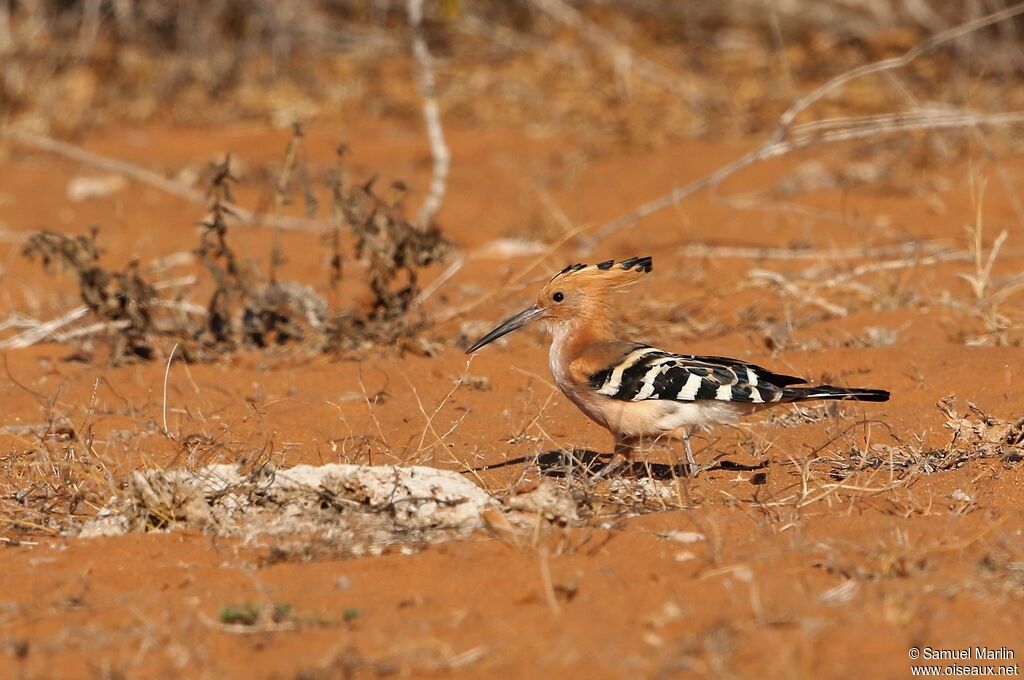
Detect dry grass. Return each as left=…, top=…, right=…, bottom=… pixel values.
left=4, top=6, right=1024, bottom=679
left=12, top=373, right=1019, bottom=557
left=4, top=0, right=1024, bottom=144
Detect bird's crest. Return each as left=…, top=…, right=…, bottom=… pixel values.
left=549, top=256, right=652, bottom=292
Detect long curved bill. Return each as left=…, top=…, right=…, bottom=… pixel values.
left=465, top=305, right=544, bottom=353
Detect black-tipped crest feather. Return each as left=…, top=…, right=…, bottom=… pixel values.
left=556, top=256, right=652, bottom=280
left=619, top=256, right=652, bottom=272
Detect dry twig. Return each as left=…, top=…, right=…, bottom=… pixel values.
left=771, top=2, right=1024, bottom=143
left=531, top=0, right=700, bottom=105
left=587, top=109, right=1024, bottom=248
left=407, top=0, right=451, bottom=229
left=4, top=129, right=326, bottom=233
left=585, top=2, right=1024, bottom=249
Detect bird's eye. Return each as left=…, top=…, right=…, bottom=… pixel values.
left=552, top=291, right=565, bottom=303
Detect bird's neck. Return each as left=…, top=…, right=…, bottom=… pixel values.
left=549, top=306, right=615, bottom=368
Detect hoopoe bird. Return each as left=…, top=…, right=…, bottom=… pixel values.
left=466, top=256, right=890, bottom=475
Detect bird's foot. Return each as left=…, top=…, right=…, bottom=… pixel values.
left=588, top=457, right=627, bottom=483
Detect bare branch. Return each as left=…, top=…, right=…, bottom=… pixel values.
left=0, top=306, right=90, bottom=350
left=0, top=2, right=11, bottom=53
left=4, top=129, right=327, bottom=233
left=586, top=109, right=1024, bottom=249
left=531, top=0, right=701, bottom=105
left=76, top=0, right=103, bottom=59
left=584, top=3, right=1024, bottom=250
left=772, top=2, right=1024, bottom=143
left=747, top=269, right=849, bottom=317
left=407, top=0, right=451, bottom=229
left=675, top=240, right=953, bottom=262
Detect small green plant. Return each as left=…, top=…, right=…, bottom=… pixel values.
left=272, top=602, right=293, bottom=623
left=219, top=601, right=293, bottom=626
left=219, top=602, right=262, bottom=626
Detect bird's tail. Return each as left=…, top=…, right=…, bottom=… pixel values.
left=783, top=385, right=890, bottom=403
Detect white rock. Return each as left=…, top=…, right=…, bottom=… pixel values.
left=66, top=174, right=127, bottom=202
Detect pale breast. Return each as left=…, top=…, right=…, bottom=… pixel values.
left=550, top=349, right=606, bottom=427
left=596, top=398, right=756, bottom=437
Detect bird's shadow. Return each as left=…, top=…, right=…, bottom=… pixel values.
left=474, top=449, right=766, bottom=480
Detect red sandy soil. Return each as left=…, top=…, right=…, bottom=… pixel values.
left=1, top=120, right=1023, bottom=679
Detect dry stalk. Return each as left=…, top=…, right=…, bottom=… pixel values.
left=356, top=368, right=394, bottom=465
left=0, top=274, right=200, bottom=351
left=401, top=369, right=469, bottom=464
left=76, top=0, right=102, bottom=59
left=530, top=0, right=700, bottom=105
left=0, top=306, right=90, bottom=350
left=582, top=3, right=1024, bottom=250
left=407, top=0, right=450, bottom=229
left=4, top=129, right=326, bottom=233
left=0, top=2, right=10, bottom=52
left=955, top=175, right=1021, bottom=344
left=675, top=240, right=949, bottom=263
left=747, top=269, right=849, bottom=317
left=434, top=222, right=589, bottom=326
left=538, top=547, right=561, bottom=616
left=959, top=179, right=1007, bottom=302
left=771, top=2, right=1024, bottom=143
left=587, top=108, right=1024, bottom=248
left=161, top=343, right=180, bottom=438
left=718, top=194, right=891, bottom=231
left=816, top=249, right=973, bottom=288
left=413, top=254, right=465, bottom=307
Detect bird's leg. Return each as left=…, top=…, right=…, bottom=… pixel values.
left=590, top=435, right=633, bottom=482
left=616, top=436, right=638, bottom=478
left=682, top=428, right=699, bottom=477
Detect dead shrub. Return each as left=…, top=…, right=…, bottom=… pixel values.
left=20, top=144, right=451, bottom=363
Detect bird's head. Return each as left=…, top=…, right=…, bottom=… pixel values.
left=465, top=256, right=652, bottom=353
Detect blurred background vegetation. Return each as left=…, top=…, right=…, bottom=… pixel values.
left=2, top=0, right=1023, bottom=148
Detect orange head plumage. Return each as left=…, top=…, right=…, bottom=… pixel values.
left=466, top=257, right=652, bottom=353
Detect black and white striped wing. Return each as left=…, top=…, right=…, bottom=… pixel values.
left=587, top=346, right=805, bottom=405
